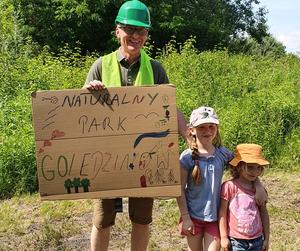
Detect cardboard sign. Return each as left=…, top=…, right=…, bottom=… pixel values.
left=31, top=85, right=181, bottom=200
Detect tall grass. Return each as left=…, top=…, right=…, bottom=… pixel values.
left=0, top=46, right=97, bottom=197
left=159, top=38, right=300, bottom=165
left=0, top=40, right=300, bottom=198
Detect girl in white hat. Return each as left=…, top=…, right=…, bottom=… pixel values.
left=219, top=144, right=270, bottom=251
left=176, top=107, right=268, bottom=251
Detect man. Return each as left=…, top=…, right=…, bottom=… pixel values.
left=84, top=1, right=188, bottom=250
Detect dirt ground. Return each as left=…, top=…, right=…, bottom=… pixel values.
left=0, top=171, right=299, bottom=251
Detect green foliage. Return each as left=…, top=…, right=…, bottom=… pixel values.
left=12, top=0, right=120, bottom=53
left=1, top=38, right=300, bottom=198
left=160, top=39, right=300, bottom=163
left=147, top=0, right=269, bottom=52
left=228, top=35, right=286, bottom=57
left=0, top=90, right=36, bottom=197
left=10, top=0, right=269, bottom=54
left=0, top=0, right=29, bottom=62
left=0, top=45, right=98, bottom=198
left=275, top=128, right=300, bottom=169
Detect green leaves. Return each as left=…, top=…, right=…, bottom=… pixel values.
left=1, top=37, right=300, bottom=198
left=161, top=40, right=300, bottom=165
left=9, top=0, right=270, bottom=54
left=0, top=45, right=95, bottom=198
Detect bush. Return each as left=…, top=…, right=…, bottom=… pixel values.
left=160, top=40, right=300, bottom=163
left=1, top=39, right=300, bottom=197
left=0, top=46, right=98, bottom=198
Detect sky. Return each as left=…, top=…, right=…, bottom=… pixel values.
left=257, top=0, right=300, bottom=54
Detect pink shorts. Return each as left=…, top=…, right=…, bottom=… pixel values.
left=179, top=217, right=220, bottom=239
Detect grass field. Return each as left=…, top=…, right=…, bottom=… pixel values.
left=0, top=170, right=299, bottom=251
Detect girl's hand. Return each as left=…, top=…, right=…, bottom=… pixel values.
left=220, top=237, right=231, bottom=251
left=262, top=240, right=269, bottom=251
left=85, top=80, right=106, bottom=91
left=181, top=214, right=194, bottom=235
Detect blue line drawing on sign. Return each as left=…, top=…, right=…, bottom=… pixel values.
left=133, top=129, right=170, bottom=148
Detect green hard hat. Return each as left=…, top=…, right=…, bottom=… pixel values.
left=115, top=0, right=151, bottom=28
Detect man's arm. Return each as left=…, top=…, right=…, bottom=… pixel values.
left=83, top=58, right=104, bottom=90
left=84, top=58, right=102, bottom=86
left=177, top=108, right=188, bottom=141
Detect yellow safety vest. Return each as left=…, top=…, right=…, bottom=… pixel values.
left=102, top=49, right=154, bottom=87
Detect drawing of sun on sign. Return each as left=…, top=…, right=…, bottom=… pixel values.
left=31, top=85, right=181, bottom=200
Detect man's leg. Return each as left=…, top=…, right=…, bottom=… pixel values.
left=91, top=199, right=116, bottom=251
left=90, top=225, right=110, bottom=251
left=129, top=197, right=154, bottom=251
left=131, top=222, right=150, bottom=251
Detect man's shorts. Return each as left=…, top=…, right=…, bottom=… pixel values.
left=93, top=198, right=154, bottom=229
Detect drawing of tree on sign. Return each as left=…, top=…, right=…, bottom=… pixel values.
left=73, top=178, right=81, bottom=193
left=154, top=169, right=165, bottom=184
left=168, top=170, right=176, bottom=183
left=64, top=179, right=73, bottom=194
left=81, top=178, right=90, bottom=192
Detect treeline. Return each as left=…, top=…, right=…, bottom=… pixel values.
left=1, top=0, right=286, bottom=56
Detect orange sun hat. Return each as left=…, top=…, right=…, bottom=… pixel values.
left=229, top=143, right=269, bottom=167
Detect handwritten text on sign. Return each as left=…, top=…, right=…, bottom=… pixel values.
left=31, top=85, right=180, bottom=200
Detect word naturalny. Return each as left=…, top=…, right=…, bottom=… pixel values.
left=31, top=85, right=181, bottom=200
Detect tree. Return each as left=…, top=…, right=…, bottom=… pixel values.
left=64, top=178, right=73, bottom=193
left=12, top=0, right=120, bottom=53
left=72, top=177, right=81, bottom=193
left=228, top=35, right=286, bottom=57
left=81, top=178, right=90, bottom=192
left=11, top=0, right=271, bottom=54
left=0, top=0, right=25, bottom=56
left=146, top=0, right=270, bottom=52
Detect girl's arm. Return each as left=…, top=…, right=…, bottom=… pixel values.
left=177, top=108, right=190, bottom=144
left=219, top=198, right=231, bottom=251
left=176, top=165, right=194, bottom=235
left=254, top=178, right=268, bottom=206
left=260, top=204, right=270, bottom=251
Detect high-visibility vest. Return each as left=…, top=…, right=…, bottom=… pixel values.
left=102, top=49, right=154, bottom=87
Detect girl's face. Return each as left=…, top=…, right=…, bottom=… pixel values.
left=239, top=163, right=264, bottom=182
left=191, top=123, right=218, bottom=145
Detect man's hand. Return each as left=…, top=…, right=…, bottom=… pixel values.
left=85, top=80, right=106, bottom=91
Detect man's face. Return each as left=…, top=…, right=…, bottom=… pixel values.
left=116, top=24, right=149, bottom=58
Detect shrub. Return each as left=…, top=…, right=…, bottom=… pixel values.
left=1, top=39, right=300, bottom=197
left=0, top=46, right=98, bottom=198
left=160, top=40, right=300, bottom=164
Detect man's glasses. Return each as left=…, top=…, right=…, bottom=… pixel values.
left=118, top=25, right=149, bottom=36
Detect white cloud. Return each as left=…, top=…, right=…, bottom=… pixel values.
left=275, top=31, right=300, bottom=54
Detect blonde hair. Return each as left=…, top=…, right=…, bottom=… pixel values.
left=189, top=126, right=222, bottom=185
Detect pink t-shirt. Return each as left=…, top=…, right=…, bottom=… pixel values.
left=220, top=179, right=263, bottom=239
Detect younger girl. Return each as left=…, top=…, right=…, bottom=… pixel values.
left=176, top=106, right=234, bottom=251
left=219, top=144, right=270, bottom=251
